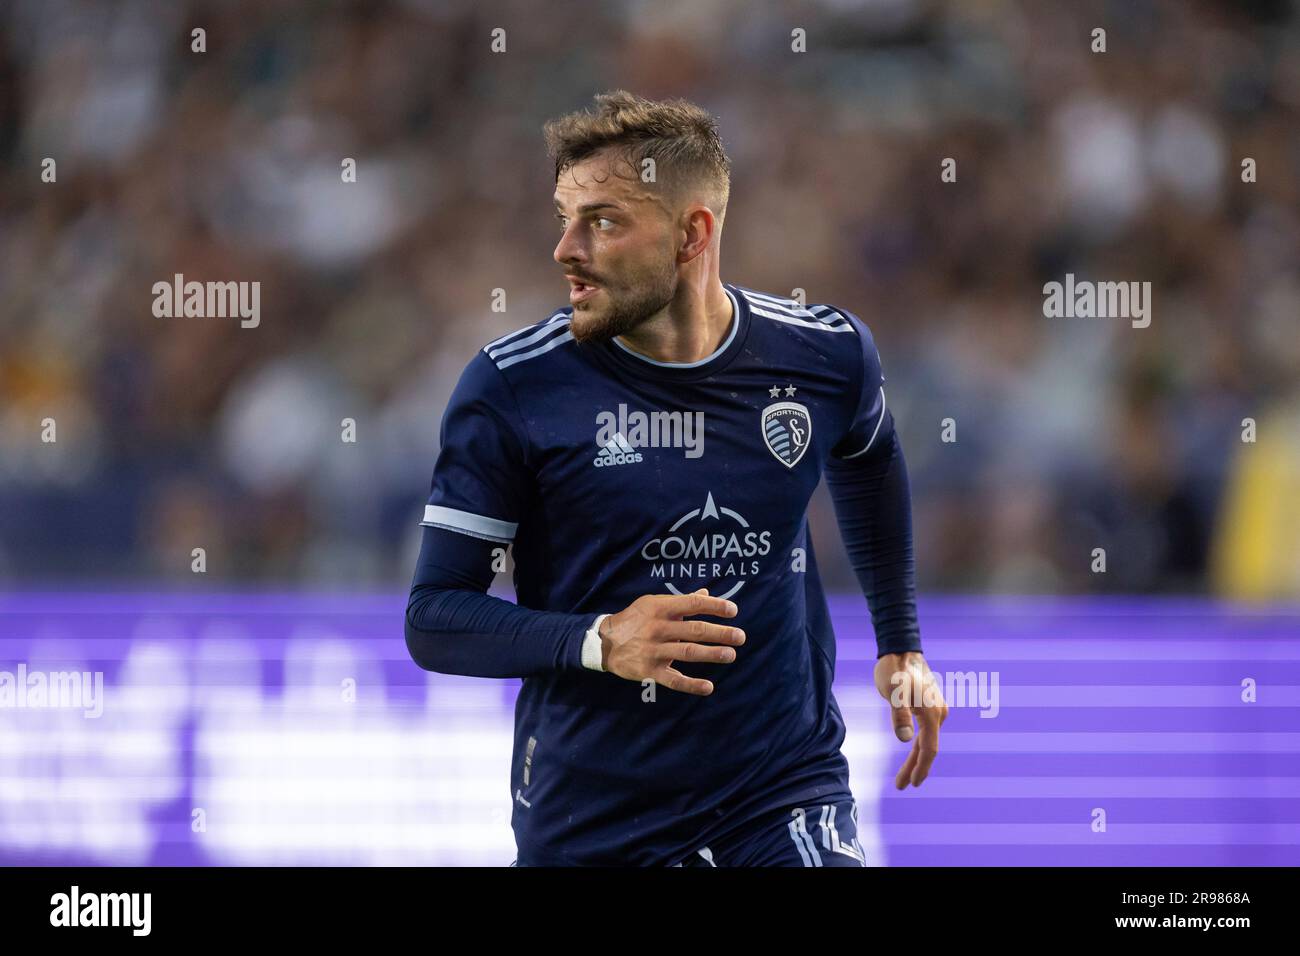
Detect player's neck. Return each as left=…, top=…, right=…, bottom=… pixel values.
left=615, top=277, right=733, bottom=365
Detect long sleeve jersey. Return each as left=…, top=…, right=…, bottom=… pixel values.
left=406, top=282, right=921, bottom=865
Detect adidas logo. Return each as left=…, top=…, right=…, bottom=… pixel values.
left=593, top=433, right=643, bottom=468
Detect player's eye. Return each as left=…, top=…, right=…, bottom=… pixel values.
left=555, top=213, right=614, bottom=230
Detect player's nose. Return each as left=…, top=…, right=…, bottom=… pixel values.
left=553, top=224, right=587, bottom=267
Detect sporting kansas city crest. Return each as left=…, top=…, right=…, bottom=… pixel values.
left=761, top=401, right=812, bottom=468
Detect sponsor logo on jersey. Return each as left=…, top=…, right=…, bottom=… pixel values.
left=640, top=492, right=771, bottom=600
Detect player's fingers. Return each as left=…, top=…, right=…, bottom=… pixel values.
left=908, top=728, right=940, bottom=787
left=890, top=699, right=915, bottom=743
left=915, top=672, right=949, bottom=734
left=660, top=619, right=746, bottom=645
left=926, top=687, right=949, bottom=726
left=894, top=741, right=919, bottom=790
left=933, top=685, right=950, bottom=725
left=657, top=641, right=737, bottom=665
left=655, top=666, right=713, bottom=697
left=662, top=590, right=738, bottom=620
left=907, top=704, right=944, bottom=787
left=909, top=747, right=938, bottom=787
left=879, top=662, right=919, bottom=742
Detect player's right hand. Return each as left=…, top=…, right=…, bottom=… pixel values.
left=599, top=588, right=744, bottom=696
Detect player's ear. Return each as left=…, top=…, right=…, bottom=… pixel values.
left=676, top=205, right=715, bottom=262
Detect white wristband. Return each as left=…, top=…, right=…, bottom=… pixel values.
left=581, top=614, right=610, bottom=672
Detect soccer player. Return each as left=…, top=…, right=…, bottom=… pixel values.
left=405, top=90, right=947, bottom=867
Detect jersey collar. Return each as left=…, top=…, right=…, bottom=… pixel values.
left=590, top=283, right=750, bottom=382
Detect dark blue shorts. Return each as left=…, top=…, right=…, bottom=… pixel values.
left=508, top=793, right=868, bottom=867
left=669, top=794, right=867, bottom=867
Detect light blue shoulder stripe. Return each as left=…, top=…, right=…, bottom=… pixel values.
left=487, top=316, right=572, bottom=360
left=495, top=330, right=575, bottom=370
left=483, top=310, right=569, bottom=354
left=738, top=288, right=853, bottom=332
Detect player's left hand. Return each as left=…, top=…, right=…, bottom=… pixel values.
left=874, top=651, right=947, bottom=789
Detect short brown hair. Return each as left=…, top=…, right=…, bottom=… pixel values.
left=543, top=90, right=731, bottom=226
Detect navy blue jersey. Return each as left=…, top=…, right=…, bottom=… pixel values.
left=408, top=282, right=921, bottom=865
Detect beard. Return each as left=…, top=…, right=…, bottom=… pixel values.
left=568, top=255, right=678, bottom=345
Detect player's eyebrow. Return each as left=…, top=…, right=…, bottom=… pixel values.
left=553, top=200, right=623, bottom=215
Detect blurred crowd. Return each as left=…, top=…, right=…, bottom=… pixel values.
left=0, top=0, right=1297, bottom=595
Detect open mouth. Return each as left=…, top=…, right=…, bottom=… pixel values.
left=567, top=277, right=601, bottom=303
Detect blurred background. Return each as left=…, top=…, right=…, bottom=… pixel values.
left=1, top=0, right=1297, bottom=595
left=1, top=0, right=1299, bottom=867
